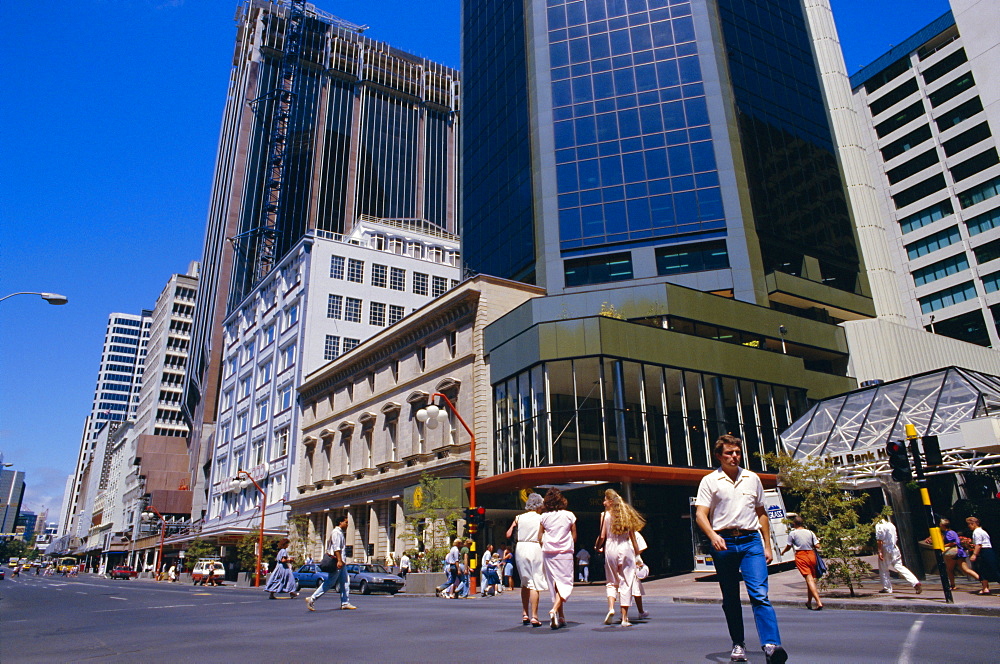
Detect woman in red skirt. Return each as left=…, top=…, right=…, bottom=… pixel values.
left=781, top=515, right=823, bottom=610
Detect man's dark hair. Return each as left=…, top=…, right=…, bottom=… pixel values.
left=792, top=515, right=805, bottom=528
left=335, top=514, right=349, bottom=526
left=543, top=487, right=568, bottom=512
left=713, top=434, right=743, bottom=458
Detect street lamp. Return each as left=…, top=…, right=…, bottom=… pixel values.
left=416, top=393, right=479, bottom=593
left=141, top=506, right=166, bottom=578
left=0, top=292, right=69, bottom=305
left=230, top=470, right=267, bottom=587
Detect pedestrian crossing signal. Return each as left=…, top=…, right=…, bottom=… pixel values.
left=886, top=441, right=911, bottom=482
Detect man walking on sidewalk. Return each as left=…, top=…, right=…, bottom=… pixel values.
left=695, top=435, right=787, bottom=664
left=307, top=514, right=357, bottom=611
left=875, top=518, right=922, bottom=595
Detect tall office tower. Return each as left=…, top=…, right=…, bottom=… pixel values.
left=184, top=0, right=460, bottom=521
left=462, top=0, right=875, bottom=573
left=845, top=0, right=1000, bottom=347
left=0, top=469, right=26, bottom=535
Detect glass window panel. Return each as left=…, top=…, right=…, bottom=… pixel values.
left=685, top=371, right=707, bottom=467
left=548, top=360, right=579, bottom=465
left=756, top=383, right=778, bottom=459
left=610, top=28, right=632, bottom=55
left=575, top=357, right=605, bottom=462
left=795, top=394, right=845, bottom=457
left=856, top=384, right=910, bottom=451
left=643, top=364, right=668, bottom=465
left=739, top=380, right=762, bottom=470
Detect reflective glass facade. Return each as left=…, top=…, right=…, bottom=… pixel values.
left=494, top=356, right=806, bottom=474
left=547, top=0, right=724, bottom=250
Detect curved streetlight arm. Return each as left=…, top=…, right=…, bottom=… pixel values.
left=234, top=470, right=268, bottom=588
left=143, top=506, right=167, bottom=577
left=431, top=393, right=477, bottom=511
left=0, top=291, right=69, bottom=305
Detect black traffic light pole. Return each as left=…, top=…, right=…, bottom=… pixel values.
left=903, top=424, right=953, bottom=604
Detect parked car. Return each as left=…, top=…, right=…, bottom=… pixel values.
left=0, top=567, right=6, bottom=580
left=292, top=563, right=328, bottom=590
left=190, top=560, right=226, bottom=585
left=345, top=563, right=404, bottom=595
left=108, top=566, right=138, bottom=580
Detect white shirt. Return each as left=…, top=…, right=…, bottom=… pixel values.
left=875, top=520, right=898, bottom=549
left=444, top=545, right=460, bottom=565
left=576, top=549, right=590, bottom=564
left=328, top=527, right=346, bottom=557
left=515, top=511, right=542, bottom=543
left=972, top=527, right=993, bottom=549
left=695, top=467, right=765, bottom=531
left=400, top=554, right=410, bottom=569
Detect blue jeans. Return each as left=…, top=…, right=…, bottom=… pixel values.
left=455, top=572, right=469, bottom=598
left=311, top=566, right=349, bottom=605
left=437, top=566, right=455, bottom=594
left=713, top=532, right=781, bottom=647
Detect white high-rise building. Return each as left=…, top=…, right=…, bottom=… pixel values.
left=196, top=218, right=461, bottom=544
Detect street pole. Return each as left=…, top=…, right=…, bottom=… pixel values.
left=904, top=424, right=953, bottom=604
left=144, top=506, right=167, bottom=579
left=431, top=392, right=477, bottom=595
left=234, top=470, right=268, bottom=588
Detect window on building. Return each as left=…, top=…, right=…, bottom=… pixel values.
left=275, top=428, right=289, bottom=457
left=892, top=174, right=947, bottom=209
left=258, top=361, right=272, bottom=386
left=388, top=304, right=405, bottom=326
left=390, top=267, right=405, bottom=291
left=391, top=360, right=399, bottom=382
left=286, top=304, right=299, bottom=328
left=226, top=356, right=238, bottom=378
left=343, top=338, right=360, bottom=353
left=906, top=226, right=962, bottom=260
left=222, top=389, right=233, bottom=411
left=345, top=297, right=362, bottom=323
left=429, top=246, right=444, bottom=263
left=239, top=377, right=252, bottom=399
left=244, top=340, right=255, bottom=363
left=432, top=276, right=448, bottom=297
left=347, top=258, right=364, bottom=283
left=263, top=324, right=275, bottom=346
left=408, top=241, right=424, bottom=258
left=912, top=253, right=969, bottom=286
left=237, top=410, right=248, bottom=434
left=370, top=302, right=386, bottom=327
left=919, top=281, right=978, bottom=313
left=232, top=448, right=245, bottom=476
left=958, top=174, right=1000, bottom=209
left=951, top=148, right=1000, bottom=183
left=966, top=206, right=1000, bottom=236
left=973, top=238, right=1000, bottom=266
left=256, top=398, right=269, bottom=424
left=219, top=422, right=231, bottom=445
left=942, top=122, right=992, bottom=157
left=869, top=78, right=919, bottom=117
left=251, top=438, right=265, bottom=466
left=417, top=346, right=426, bottom=370
left=389, top=238, right=404, bottom=254
left=881, top=125, right=933, bottom=162
left=279, top=384, right=293, bottom=411
left=874, top=101, right=925, bottom=138
left=899, top=199, right=953, bottom=235
left=886, top=150, right=939, bottom=185
left=324, top=335, right=341, bottom=361
left=281, top=343, right=296, bottom=371
left=327, top=294, right=343, bottom=319
left=387, top=420, right=398, bottom=462
left=448, top=330, right=458, bottom=357
left=936, top=96, right=984, bottom=132
left=928, top=71, right=976, bottom=108
left=372, top=264, right=387, bottom=288
left=922, top=48, right=968, bottom=84
left=655, top=241, right=729, bottom=275
left=863, top=56, right=911, bottom=94
left=564, top=252, right=634, bottom=286
left=330, top=255, right=345, bottom=279
left=413, top=272, right=429, bottom=295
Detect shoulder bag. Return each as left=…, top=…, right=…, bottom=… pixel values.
left=318, top=554, right=338, bottom=573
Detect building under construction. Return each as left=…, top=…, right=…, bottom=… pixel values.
left=184, top=0, right=460, bottom=521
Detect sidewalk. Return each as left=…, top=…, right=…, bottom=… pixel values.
left=569, top=555, right=999, bottom=617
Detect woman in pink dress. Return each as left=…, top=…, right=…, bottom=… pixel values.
left=538, top=487, right=577, bottom=629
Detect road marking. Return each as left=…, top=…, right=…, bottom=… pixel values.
left=897, top=618, right=923, bottom=664
left=109, top=596, right=128, bottom=601
left=148, top=604, right=196, bottom=609
left=193, top=593, right=212, bottom=596
left=76, top=591, right=88, bottom=595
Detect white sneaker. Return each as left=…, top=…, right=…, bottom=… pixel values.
left=730, top=644, right=747, bottom=662
left=341, top=603, right=358, bottom=610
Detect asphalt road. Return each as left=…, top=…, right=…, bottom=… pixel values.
left=2, top=574, right=997, bottom=663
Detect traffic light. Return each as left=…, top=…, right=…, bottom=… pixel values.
left=886, top=440, right=912, bottom=482
left=474, top=506, right=486, bottom=527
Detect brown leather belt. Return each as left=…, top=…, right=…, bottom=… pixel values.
left=716, top=528, right=756, bottom=538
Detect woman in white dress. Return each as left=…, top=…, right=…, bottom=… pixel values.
left=538, top=487, right=577, bottom=629
left=506, top=492, right=546, bottom=626
left=595, top=488, right=644, bottom=627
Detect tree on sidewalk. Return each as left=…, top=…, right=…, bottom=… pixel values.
left=763, top=452, right=891, bottom=596
left=403, top=473, right=462, bottom=573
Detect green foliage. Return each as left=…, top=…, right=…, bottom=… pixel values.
left=402, top=474, right=463, bottom=573
left=763, top=452, right=891, bottom=597
left=0, top=537, right=35, bottom=562
left=235, top=533, right=280, bottom=573
left=183, top=539, right=218, bottom=571
left=598, top=302, right=625, bottom=319
left=288, top=516, right=318, bottom=564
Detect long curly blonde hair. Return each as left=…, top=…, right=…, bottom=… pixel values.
left=605, top=489, right=645, bottom=535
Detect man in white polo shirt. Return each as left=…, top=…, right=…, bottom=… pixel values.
left=695, top=435, right=786, bottom=664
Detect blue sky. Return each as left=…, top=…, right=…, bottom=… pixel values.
left=0, top=0, right=950, bottom=519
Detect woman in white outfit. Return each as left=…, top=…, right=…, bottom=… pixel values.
left=507, top=493, right=547, bottom=626
left=539, top=487, right=577, bottom=629
left=595, top=488, right=644, bottom=626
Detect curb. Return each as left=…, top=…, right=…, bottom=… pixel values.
left=672, top=596, right=1000, bottom=618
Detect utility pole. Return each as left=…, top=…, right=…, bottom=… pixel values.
left=904, top=423, right=953, bottom=604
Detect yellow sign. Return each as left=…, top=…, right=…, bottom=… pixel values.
left=518, top=488, right=530, bottom=506
left=412, top=486, right=424, bottom=509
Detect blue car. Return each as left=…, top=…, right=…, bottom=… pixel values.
left=292, top=563, right=328, bottom=589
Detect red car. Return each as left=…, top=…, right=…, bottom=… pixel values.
left=108, top=566, right=138, bottom=580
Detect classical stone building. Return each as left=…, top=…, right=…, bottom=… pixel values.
left=288, top=275, right=542, bottom=561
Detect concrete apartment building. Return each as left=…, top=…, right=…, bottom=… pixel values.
left=182, top=0, right=461, bottom=527
left=197, top=220, right=461, bottom=548
left=0, top=469, right=26, bottom=536
left=289, top=275, right=543, bottom=562
left=845, top=0, right=1000, bottom=347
